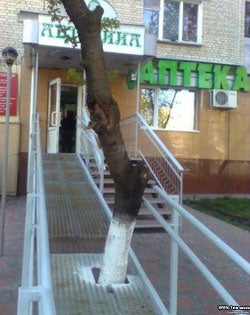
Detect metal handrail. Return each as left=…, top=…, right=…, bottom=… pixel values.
left=78, top=112, right=184, bottom=202
left=17, top=113, right=56, bottom=315
left=120, top=113, right=184, bottom=202
left=77, top=116, right=105, bottom=192
left=142, top=185, right=250, bottom=315
left=77, top=113, right=250, bottom=314
left=77, top=154, right=170, bottom=315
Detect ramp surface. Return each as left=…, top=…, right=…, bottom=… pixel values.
left=43, top=154, right=160, bottom=314
left=43, top=153, right=109, bottom=253
left=51, top=253, right=159, bottom=315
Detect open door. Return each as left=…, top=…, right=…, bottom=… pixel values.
left=47, top=78, right=61, bottom=153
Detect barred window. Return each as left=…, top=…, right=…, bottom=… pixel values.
left=140, top=87, right=197, bottom=131
left=245, top=1, right=250, bottom=37
left=143, top=0, right=202, bottom=44
left=143, top=0, right=160, bottom=36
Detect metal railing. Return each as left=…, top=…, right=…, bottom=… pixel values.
left=78, top=116, right=105, bottom=192
left=17, top=113, right=56, bottom=315
left=142, top=185, right=250, bottom=315
left=78, top=153, right=250, bottom=315
left=120, top=113, right=184, bottom=202
left=78, top=113, right=184, bottom=202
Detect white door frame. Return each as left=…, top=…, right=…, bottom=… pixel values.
left=46, top=79, right=84, bottom=154
left=47, top=78, right=61, bottom=153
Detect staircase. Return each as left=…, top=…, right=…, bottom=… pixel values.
left=78, top=112, right=183, bottom=230
left=88, top=157, right=172, bottom=229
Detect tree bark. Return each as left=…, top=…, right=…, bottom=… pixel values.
left=59, top=0, right=150, bottom=284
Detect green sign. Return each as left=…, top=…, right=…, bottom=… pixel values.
left=140, top=59, right=250, bottom=91
left=38, top=16, right=145, bottom=55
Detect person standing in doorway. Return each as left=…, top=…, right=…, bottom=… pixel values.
left=60, top=110, right=76, bottom=153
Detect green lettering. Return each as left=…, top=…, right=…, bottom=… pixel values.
left=115, top=32, right=128, bottom=45
left=55, top=25, right=66, bottom=39
left=233, top=67, right=250, bottom=91
left=70, top=26, right=77, bottom=39
left=179, top=61, right=197, bottom=87
left=158, top=60, right=177, bottom=86
left=41, top=23, right=54, bottom=38
left=130, top=33, right=141, bottom=47
left=197, top=63, right=213, bottom=89
left=140, top=60, right=156, bottom=84
left=213, top=65, right=230, bottom=90
left=102, top=30, right=115, bottom=44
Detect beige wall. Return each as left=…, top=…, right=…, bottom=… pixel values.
left=155, top=89, right=250, bottom=163
left=110, top=75, right=137, bottom=118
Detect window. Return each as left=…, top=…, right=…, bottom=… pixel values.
left=245, top=1, right=250, bottom=37
left=140, top=87, right=197, bottom=131
left=143, top=0, right=160, bottom=36
left=143, top=0, right=202, bottom=44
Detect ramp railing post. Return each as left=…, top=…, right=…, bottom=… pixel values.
left=169, top=205, right=180, bottom=315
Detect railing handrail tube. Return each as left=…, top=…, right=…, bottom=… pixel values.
left=77, top=154, right=169, bottom=315
left=78, top=117, right=104, bottom=156
left=18, top=113, right=56, bottom=315
left=78, top=117, right=105, bottom=175
left=122, top=113, right=184, bottom=173
left=142, top=196, right=242, bottom=307
left=120, top=113, right=184, bottom=201
left=36, top=117, right=54, bottom=290
left=154, top=185, right=250, bottom=275
left=137, top=113, right=184, bottom=172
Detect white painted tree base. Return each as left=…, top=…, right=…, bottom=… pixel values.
left=98, top=216, right=136, bottom=285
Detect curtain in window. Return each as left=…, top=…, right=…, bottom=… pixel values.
left=163, top=0, right=179, bottom=41
left=182, top=3, right=198, bottom=41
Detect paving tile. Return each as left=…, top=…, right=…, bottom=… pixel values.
left=0, top=196, right=26, bottom=315
left=1, top=193, right=250, bottom=315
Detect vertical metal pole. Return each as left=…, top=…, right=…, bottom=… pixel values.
left=0, top=64, right=12, bottom=256
left=169, top=206, right=180, bottom=315
left=135, top=60, right=141, bottom=155
left=136, top=59, right=141, bottom=114
left=100, top=156, right=104, bottom=194
left=27, top=49, right=38, bottom=192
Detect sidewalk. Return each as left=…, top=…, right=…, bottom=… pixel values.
left=131, top=206, right=250, bottom=315
left=0, top=195, right=249, bottom=315
left=0, top=196, right=26, bottom=315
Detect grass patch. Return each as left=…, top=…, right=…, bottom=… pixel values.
left=184, top=197, right=250, bottom=232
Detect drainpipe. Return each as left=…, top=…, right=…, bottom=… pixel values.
left=27, top=48, right=39, bottom=193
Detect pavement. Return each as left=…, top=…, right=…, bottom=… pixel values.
left=0, top=195, right=249, bottom=315
left=0, top=196, right=26, bottom=315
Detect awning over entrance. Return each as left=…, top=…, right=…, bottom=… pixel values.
left=22, top=14, right=156, bottom=74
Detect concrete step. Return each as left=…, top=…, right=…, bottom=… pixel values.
left=103, top=187, right=157, bottom=195
left=135, top=221, right=165, bottom=229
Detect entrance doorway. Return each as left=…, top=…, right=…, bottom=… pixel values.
left=59, top=86, right=77, bottom=153
left=47, top=78, right=78, bottom=153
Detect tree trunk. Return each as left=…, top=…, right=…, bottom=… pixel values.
left=59, top=0, right=150, bottom=285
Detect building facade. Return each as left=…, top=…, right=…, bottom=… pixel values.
left=0, top=0, right=249, bottom=195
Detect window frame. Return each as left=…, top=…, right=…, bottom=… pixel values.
left=144, top=0, right=203, bottom=45
left=140, top=85, right=198, bottom=132
left=245, top=0, right=250, bottom=38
